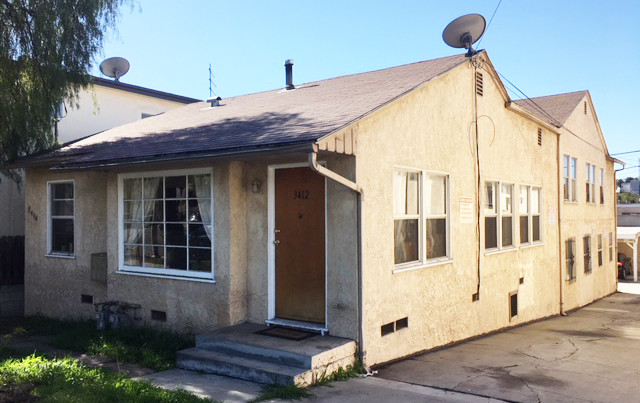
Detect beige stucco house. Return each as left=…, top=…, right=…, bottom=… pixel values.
left=14, top=51, right=617, bottom=370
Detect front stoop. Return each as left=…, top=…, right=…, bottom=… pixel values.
left=176, top=323, right=356, bottom=386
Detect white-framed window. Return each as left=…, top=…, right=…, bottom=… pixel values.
left=393, top=168, right=449, bottom=269
left=566, top=238, right=576, bottom=280
left=584, top=235, right=592, bottom=273
left=597, top=234, right=603, bottom=267
left=586, top=163, right=596, bottom=203
left=48, top=181, right=75, bottom=256
left=563, top=155, right=577, bottom=202
left=118, top=168, right=214, bottom=280
left=599, top=168, right=604, bottom=204
left=609, top=232, right=613, bottom=262
left=485, top=181, right=514, bottom=250
left=519, top=185, right=542, bottom=246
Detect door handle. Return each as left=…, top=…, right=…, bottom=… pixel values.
left=274, top=240, right=280, bottom=245
left=274, top=229, right=281, bottom=233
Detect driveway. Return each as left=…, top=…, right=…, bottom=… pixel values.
left=375, top=292, right=640, bottom=403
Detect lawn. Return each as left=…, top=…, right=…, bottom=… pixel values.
left=0, top=316, right=210, bottom=402
left=0, top=353, right=211, bottom=402
left=2, top=316, right=194, bottom=371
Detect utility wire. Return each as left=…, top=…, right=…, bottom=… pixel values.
left=618, top=164, right=640, bottom=172
left=476, top=0, right=502, bottom=49
left=612, top=149, right=640, bottom=156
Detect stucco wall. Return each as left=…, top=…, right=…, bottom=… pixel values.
left=558, top=95, right=617, bottom=312
left=25, top=155, right=358, bottom=337
left=24, top=168, right=109, bottom=318
left=355, top=57, right=562, bottom=365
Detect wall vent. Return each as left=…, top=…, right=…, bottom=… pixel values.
left=584, top=101, right=587, bottom=115
left=472, top=292, right=480, bottom=302
left=509, top=292, right=518, bottom=319
left=475, top=72, right=484, bottom=96
left=537, top=128, right=542, bottom=146
left=151, top=310, right=167, bottom=322
left=81, top=294, right=93, bottom=304
left=519, top=277, right=524, bottom=285
left=381, top=316, right=409, bottom=336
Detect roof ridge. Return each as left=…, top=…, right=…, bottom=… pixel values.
left=514, top=90, right=588, bottom=102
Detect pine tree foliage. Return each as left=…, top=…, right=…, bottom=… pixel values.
left=0, top=0, right=129, bottom=179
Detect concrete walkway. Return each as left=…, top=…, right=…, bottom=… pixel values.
left=377, top=292, right=640, bottom=403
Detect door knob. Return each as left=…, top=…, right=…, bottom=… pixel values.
left=274, top=240, right=280, bottom=245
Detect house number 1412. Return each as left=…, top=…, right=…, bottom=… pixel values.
left=294, top=190, right=309, bottom=200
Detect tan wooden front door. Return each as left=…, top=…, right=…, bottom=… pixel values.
left=274, top=167, right=326, bottom=324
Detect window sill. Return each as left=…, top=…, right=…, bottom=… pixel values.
left=116, top=270, right=216, bottom=283
left=393, top=258, right=453, bottom=274
left=484, top=247, right=517, bottom=256
left=520, top=242, right=543, bottom=250
left=563, top=200, right=578, bottom=204
left=46, top=253, right=75, bottom=259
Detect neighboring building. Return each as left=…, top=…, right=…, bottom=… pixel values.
left=620, top=179, right=640, bottom=195
left=0, top=77, right=199, bottom=237
left=618, top=203, right=640, bottom=227
left=617, top=204, right=640, bottom=282
left=12, top=51, right=617, bottom=373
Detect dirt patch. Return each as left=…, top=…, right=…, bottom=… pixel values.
left=0, top=384, right=39, bottom=402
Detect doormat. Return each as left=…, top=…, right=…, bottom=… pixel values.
left=255, top=326, right=317, bottom=341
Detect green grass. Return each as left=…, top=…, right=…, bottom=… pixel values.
left=2, top=316, right=194, bottom=371
left=0, top=354, right=212, bottom=403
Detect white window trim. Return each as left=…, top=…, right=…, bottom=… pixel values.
left=393, top=166, right=451, bottom=272
left=46, top=180, right=75, bottom=258
left=563, top=155, right=578, bottom=203
left=484, top=180, right=516, bottom=253
left=117, top=167, right=215, bottom=281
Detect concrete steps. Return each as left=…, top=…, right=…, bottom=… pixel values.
left=176, top=322, right=356, bottom=386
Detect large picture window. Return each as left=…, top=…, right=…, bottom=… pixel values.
left=393, top=169, right=449, bottom=269
left=119, top=169, right=213, bottom=279
left=48, top=181, right=74, bottom=256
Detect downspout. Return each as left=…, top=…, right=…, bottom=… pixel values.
left=308, top=146, right=366, bottom=367
left=556, top=132, right=565, bottom=315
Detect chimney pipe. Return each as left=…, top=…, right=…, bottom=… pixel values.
left=285, top=59, right=295, bottom=90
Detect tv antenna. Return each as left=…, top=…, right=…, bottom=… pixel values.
left=442, top=14, right=486, bottom=57
left=99, top=57, right=130, bottom=81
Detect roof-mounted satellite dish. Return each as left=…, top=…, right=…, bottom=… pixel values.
left=99, top=57, right=130, bottom=82
left=442, top=14, right=486, bottom=57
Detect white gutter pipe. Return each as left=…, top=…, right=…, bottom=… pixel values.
left=308, top=147, right=366, bottom=367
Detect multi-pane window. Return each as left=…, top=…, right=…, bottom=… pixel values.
left=563, top=156, right=577, bottom=202
left=609, top=232, right=614, bottom=262
left=584, top=235, right=592, bottom=273
left=49, top=181, right=74, bottom=255
left=599, top=168, right=604, bottom=204
left=120, top=169, right=213, bottom=279
left=586, top=163, right=596, bottom=203
left=393, top=169, right=449, bottom=268
left=394, top=170, right=420, bottom=265
left=485, top=181, right=514, bottom=250
left=519, top=185, right=542, bottom=245
left=597, top=234, right=603, bottom=266
left=566, top=238, right=576, bottom=280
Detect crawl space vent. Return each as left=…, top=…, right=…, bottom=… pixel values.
left=381, top=317, right=409, bottom=336
left=537, top=128, right=542, bottom=146
left=151, top=310, right=167, bottom=322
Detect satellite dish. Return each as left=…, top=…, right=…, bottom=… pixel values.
left=99, top=57, right=130, bottom=81
left=442, top=14, right=486, bottom=57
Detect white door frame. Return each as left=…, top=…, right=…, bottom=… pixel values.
left=267, top=162, right=328, bottom=332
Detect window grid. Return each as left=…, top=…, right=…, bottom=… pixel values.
left=120, top=169, right=213, bottom=279
left=49, top=181, right=75, bottom=256
left=584, top=235, right=592, bottom=273
left=599, top=168, right=604, bottom=204
left=566, top=238, right=576, bottom=280
left=485, top=181, right=517, bottom=250
left=586, top=163, right=596, bottom=204
left=563, top=156, right=577, bottom=202
left=597, top=234, right=603, bottom=267
left=609, top=232, right=614, bottom=262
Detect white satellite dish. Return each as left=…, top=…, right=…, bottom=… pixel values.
left=99, top=57, right=130, bottom=81
left=442, top=14, right=486, bottom=56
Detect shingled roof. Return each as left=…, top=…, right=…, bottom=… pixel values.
left=514, top=91, right=587, bottom=128
left=22, top=54, right=469, bottom=170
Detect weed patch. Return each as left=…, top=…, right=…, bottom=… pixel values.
left=0, top=354, right=212, bottom=403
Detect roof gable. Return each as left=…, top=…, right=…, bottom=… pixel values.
left=514, top=91, right=587, bottom=127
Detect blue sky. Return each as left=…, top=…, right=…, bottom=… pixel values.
left=93, top=0, right=640, bottom=175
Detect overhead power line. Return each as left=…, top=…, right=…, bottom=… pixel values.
left=611, top=149, right=640, bottom=156
left=476, top=0, right=502, bottom=49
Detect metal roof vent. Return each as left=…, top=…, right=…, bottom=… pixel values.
left=285, top=59, right=295, bottom=90
left=207, top=96, right=222, bottom=107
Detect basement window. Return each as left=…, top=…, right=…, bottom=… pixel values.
left=509, top=293, right=518, bottom=319
left=381, top=322, right=395, bottom=336
left=81, top=294, right=94, bottom=304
